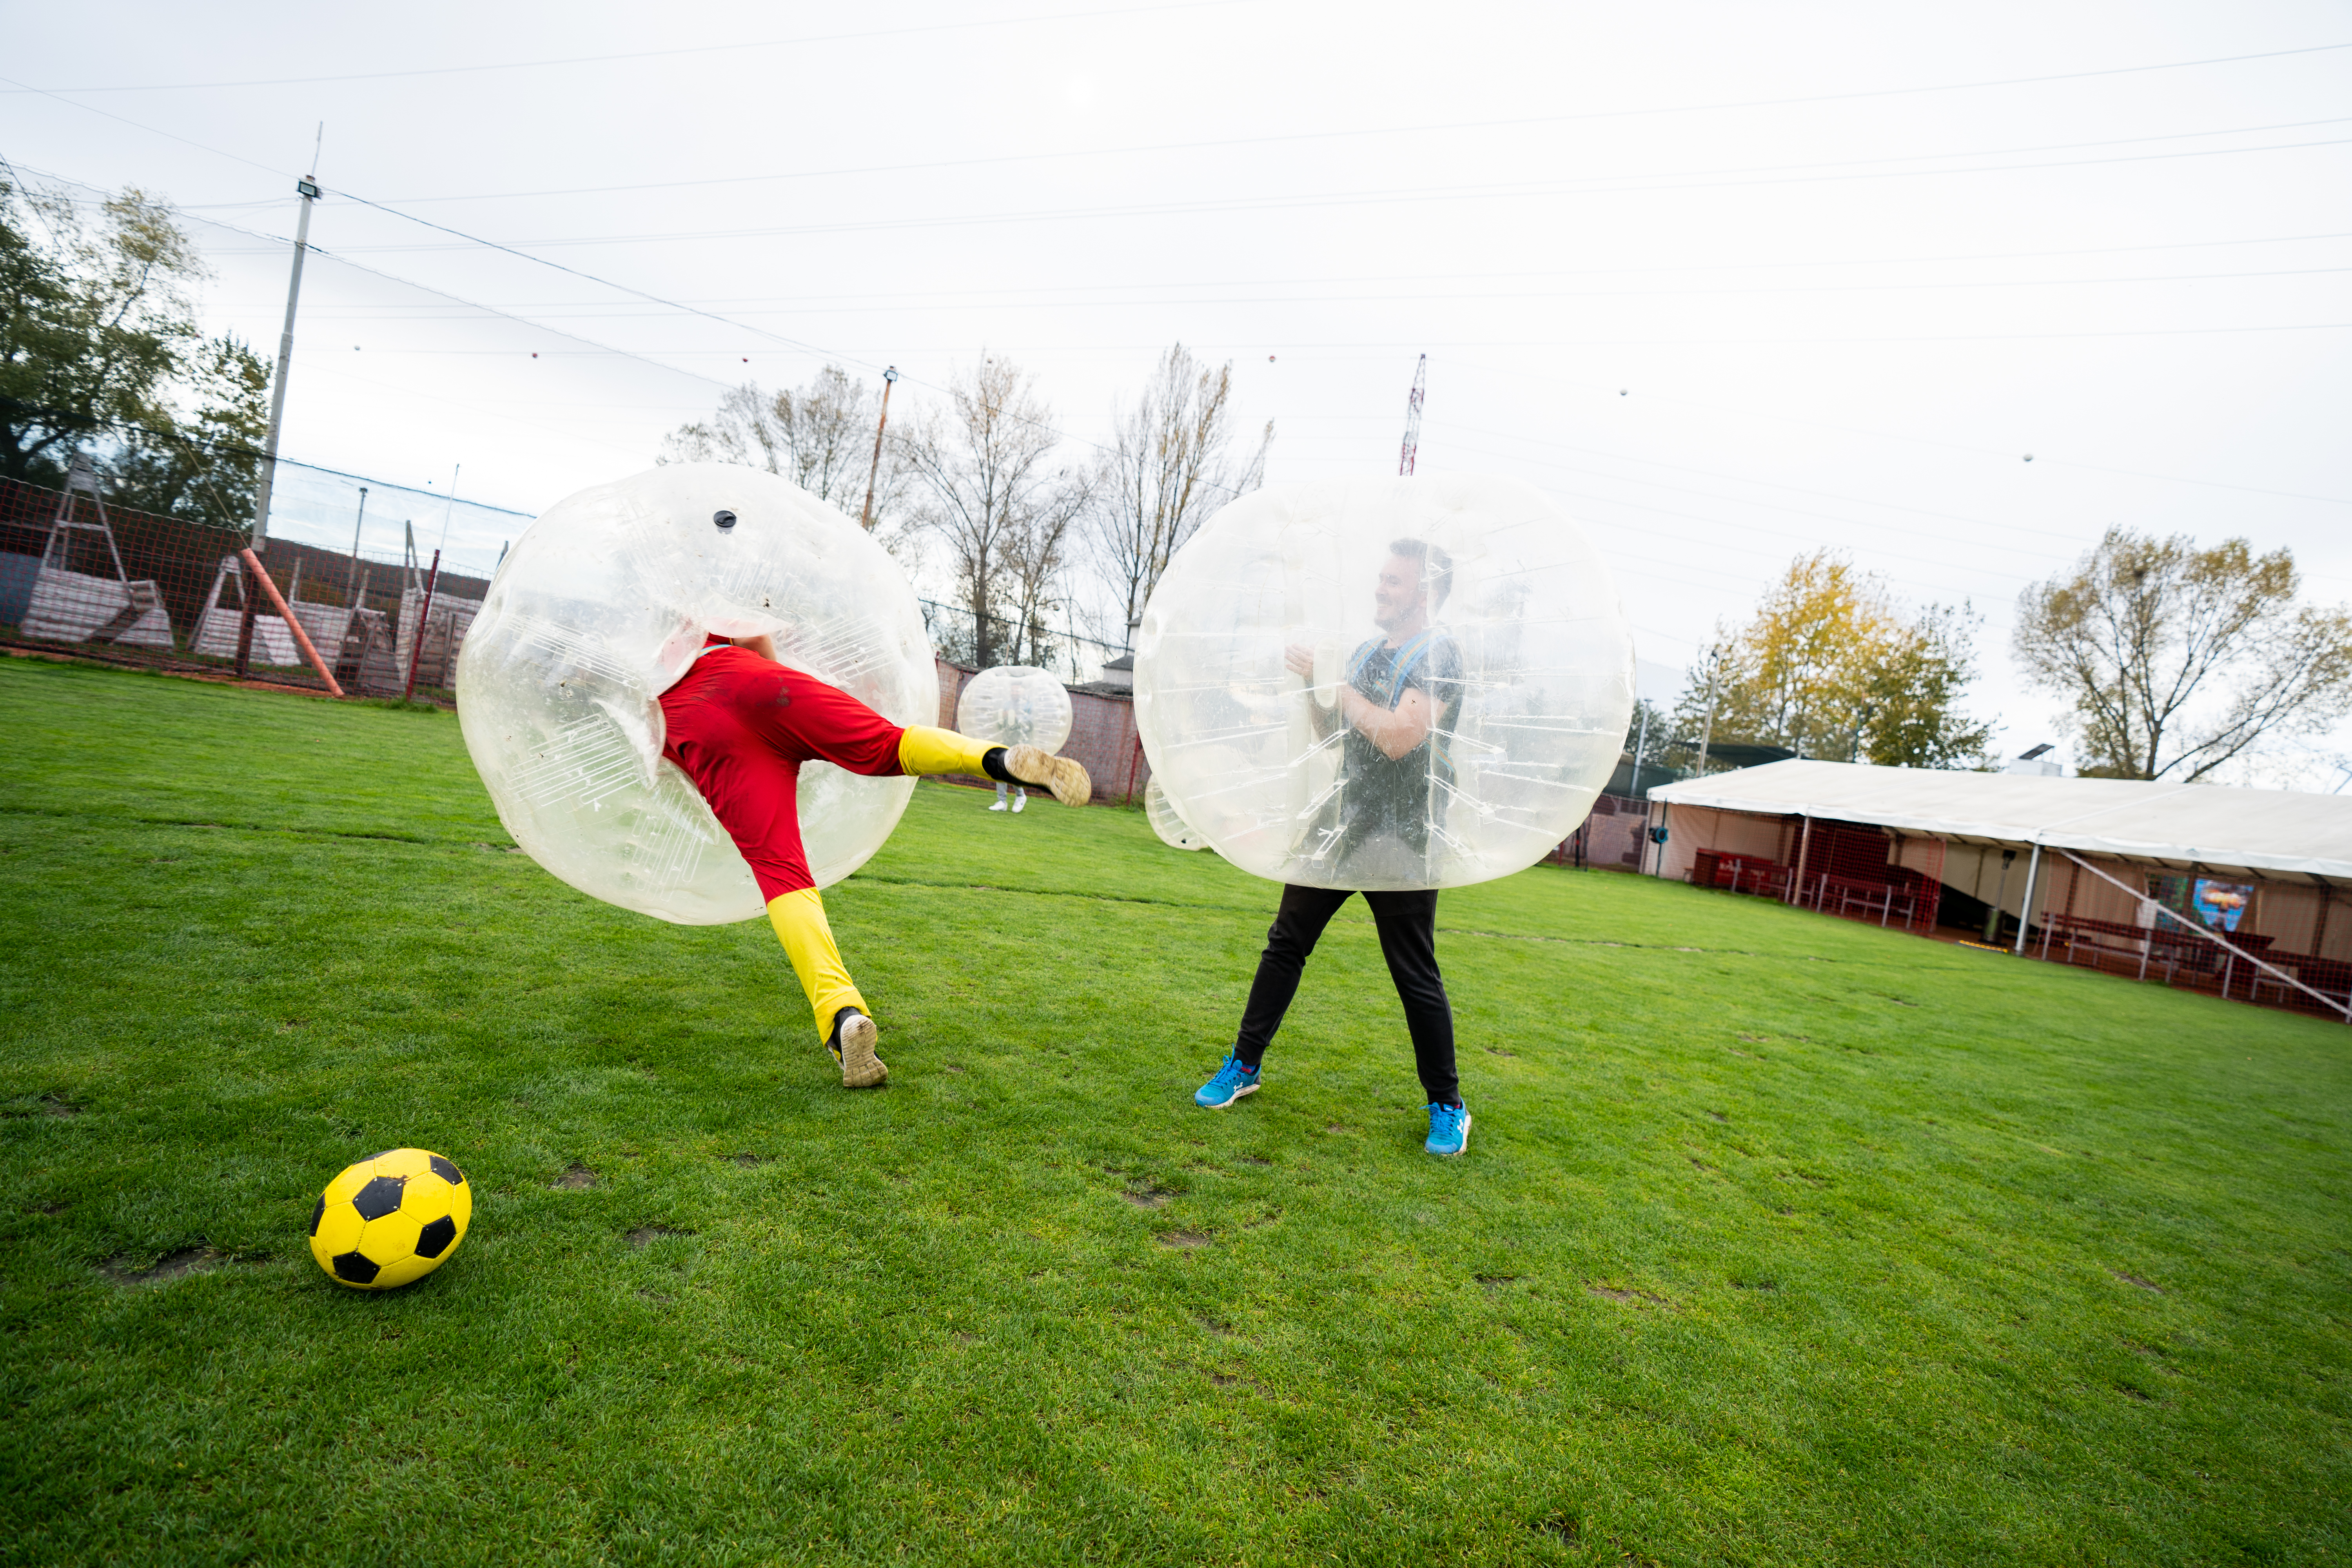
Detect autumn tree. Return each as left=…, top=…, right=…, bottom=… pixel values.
left=661, top=364, right=906, bottom=528
left=0, top=172, right=269, bottom=527
left=2014, top=528, right=2352, bottom=780
left=1679, top=550, right=1991, bottom=769
left=1086, top=343, right=1269, bottom=639
left=896, top=356, right=1088, bottom=670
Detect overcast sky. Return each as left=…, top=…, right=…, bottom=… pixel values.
left=6, top=1, right=2349, bottom=781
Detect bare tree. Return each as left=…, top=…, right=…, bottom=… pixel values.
left=896, top=356, right=1086, bottom=670
left=1087, top=343, right=1270, bottom=641
left=661, top=365, right=906, bottom=528
left=2014, top=528, right=2352, bottom=780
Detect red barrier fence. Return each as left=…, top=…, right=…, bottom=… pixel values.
left=0, top=474, right=488, bottom=701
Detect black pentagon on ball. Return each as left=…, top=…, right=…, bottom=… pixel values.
left=308, top=1196, right=325, bottom=1236
left=332, top=1250, right=381, bottom=1284
left=429, top=1154, right=465, bottom=1186
left=352, top=1174, right=407, bottom=1221
left=713, top=509, right=737, bottom=530
left=415, top=1215, right=457, bottom=1258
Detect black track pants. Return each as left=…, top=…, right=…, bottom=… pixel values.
left=1232, top=884, right=1459, bottom=1107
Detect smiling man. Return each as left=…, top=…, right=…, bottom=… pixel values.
left=1191, top=537, right=1473, bottom=1156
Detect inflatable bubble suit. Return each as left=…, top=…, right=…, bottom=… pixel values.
left=954, top=665, right=1073, bottom=754
left=1145, top=777, right=1209, bottom=851
left=1134, top=474, right=1633, bottom=891
left=455, top=463, right=937, bottom=924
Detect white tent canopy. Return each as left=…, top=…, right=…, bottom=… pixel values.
left=1647, top=760, right=2352, bottom=885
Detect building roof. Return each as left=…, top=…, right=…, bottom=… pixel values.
left=1647, top=759, right=2352, bottom=883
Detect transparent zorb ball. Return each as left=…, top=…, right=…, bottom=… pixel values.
left=455, top=463, right=937, bottom=924
left=1145, top=777, right=1209, bottom=851
left=1133, top=474, right=1633, bottom=891
left=954, top=665, right=1074, bottom=753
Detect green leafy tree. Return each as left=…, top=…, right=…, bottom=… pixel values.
left=0, top=171, right=267, bottom=526
left=1676, top=550, right=1991, bottom=769
left=2014, top=528, right=2352, bottom=780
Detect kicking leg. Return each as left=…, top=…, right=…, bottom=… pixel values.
left=768, top=888, right=886, bottom=1087
left=897, top=726, right=1091, bottom=807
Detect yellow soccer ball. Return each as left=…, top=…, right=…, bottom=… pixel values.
left=307, top=1149, right=472, bottom=1290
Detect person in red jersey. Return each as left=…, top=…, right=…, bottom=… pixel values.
left=661, top=632, right=1091, bottom=1087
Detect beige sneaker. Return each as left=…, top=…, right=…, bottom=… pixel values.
left=831, top=1010, right=888, bottom=1089
left=1004, top=745, right=1092, bottom=808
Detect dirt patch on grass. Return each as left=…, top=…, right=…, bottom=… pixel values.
left=1158, top=1229, right=1212, bottom=1249
left=1235, top=1154, right=1272, bottom=1167
left=626, top=1226, right=690, bottom=1249
left=1532, top=1513, right=1580, bottom=1546
left=554, top=1163, right=597, bottom=1189
left=1588, top=1283, right=1673, bottom=1308
left=727, top=1153, right=766, bottom=1167
left=2112, top=1270, right=2163, bottom=1292
left=99, top=1246, right=240, bottom=1285
left=1122, top=1187, right=1171, bottom=1209
left=1475, top=1274, right=1521, bottom=1293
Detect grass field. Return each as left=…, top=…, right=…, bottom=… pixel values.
left=2, top=655, right=2347, bottom=1567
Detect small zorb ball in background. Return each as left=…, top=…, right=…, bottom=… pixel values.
left=1145, top=777, right=1209, bottom=851
left=955, top=665, right=1073, bottom=754
left=1134, top=475, right=1633, bottom=891
left=309, top=1149, right=472, bottom=1290
left=456, top=465, right=937, bottom=926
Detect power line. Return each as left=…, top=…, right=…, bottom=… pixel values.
left=207, top=261, right=2352, bottom=320
left=292, top=131, right=2352, bottom=255
left=1448, top=358, right=2352, bottom=509
left=336, top=108, right=2352, bottom=207
left=0, top=2, right=1246, bottom=94
left=172, top=227, right=2352, bottom=299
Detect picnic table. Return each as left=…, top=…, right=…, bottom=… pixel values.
left=2251, top=952, right=2352, bottom=1015
left=2043, top=913, right=2177, bottom=980
left=1809, top=872, right=1920, bottom=928
left=1692, top=852, right=1787, bottom=898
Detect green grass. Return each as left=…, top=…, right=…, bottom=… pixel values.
left=1, top=655, right=2346, bottom=1567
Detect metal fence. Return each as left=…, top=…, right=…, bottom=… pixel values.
left=919, top=599, right=1130, bottom=690
left=1, top=473, right=485, bottom=700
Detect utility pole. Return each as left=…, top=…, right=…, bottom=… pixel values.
left=1847, top=702, right=1878, bottom=763
left=345, top=486, right=368, bottom=599
left=1694, top=645, right=1722, bottom=777
left=235, top=151, right=322, bottom=678
left=861, top=365, right=899, bottom=529
left=1628, top=702, right=1651, bottom=800
left=1397, top=354, right=1426, bottom=477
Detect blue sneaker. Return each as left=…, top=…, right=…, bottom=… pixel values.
left=1194, top=1053, right=1261, bottom=1109
left=1425, top=1102, right=1472, bottom=1156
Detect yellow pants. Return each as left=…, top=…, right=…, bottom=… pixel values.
left=766, top=889, right=869, bottom=1042
left=896, top=726, right=995, bottom=779
left=765, top=730, right=996, bottom=1039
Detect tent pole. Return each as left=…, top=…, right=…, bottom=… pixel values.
left=1788, top=814, right=1813, bottom=905
left=2012, top=842, right=2043, bottom=955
